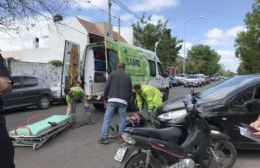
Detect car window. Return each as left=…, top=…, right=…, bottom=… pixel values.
left=148, top=60, right=156, bottom=77
left=11, top=77, right=23, bottom=89
left=188, top=75, right=198, bottom=79
left=232, top=88, right=254, bottom=107
left=254, top=87, right=260, bottom=99
left=199, top=76, right=258, bottom=102
left=157, top=63, right=165, bottom=76
left=23, top=77, right=38, bottom=87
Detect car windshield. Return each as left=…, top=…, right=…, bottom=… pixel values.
left=199, top=76, right=257, bottom=101
left=188, top=75, right=198, bottom=79
left=177, top=74, right=186, bottom=78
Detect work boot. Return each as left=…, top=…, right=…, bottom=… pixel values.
left=98, top=138, right=109, bottom=144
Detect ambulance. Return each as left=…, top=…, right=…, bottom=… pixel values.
left=81, top=38, right=169, bottom=109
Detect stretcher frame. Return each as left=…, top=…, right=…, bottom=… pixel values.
left=11, top=121, right=71, bottom=150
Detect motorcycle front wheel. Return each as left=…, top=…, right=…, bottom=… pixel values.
left=121, top=152, right=160, bottom=168
left=204, top=140, right=237, bottom=168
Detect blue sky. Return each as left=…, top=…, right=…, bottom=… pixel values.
left=68, top=0, right=253, bottom=72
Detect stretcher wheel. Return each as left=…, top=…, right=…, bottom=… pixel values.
left=33, top=144, right=39, bottom=150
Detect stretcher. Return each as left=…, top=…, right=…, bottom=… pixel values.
left=9, top=115, right=71, bottom=150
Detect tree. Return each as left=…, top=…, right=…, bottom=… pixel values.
left=235, top=0, right=260, bottom=74
left=132, top=16, right=182, bottom=69
left=0, top=0, right=71, bottom=30
left=156, top=29, right=182, bottom=68
left=186, top=44, right=221, bottom=75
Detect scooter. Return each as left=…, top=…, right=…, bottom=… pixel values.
left=115, top=93, right=237, bottom=168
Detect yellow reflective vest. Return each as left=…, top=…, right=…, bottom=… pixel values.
left=136, top=85, right=163, bottom=110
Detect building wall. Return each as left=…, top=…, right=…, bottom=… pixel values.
left=9, top=59, right=62, bottom=87
left=3, top=17, right=89, bottom=63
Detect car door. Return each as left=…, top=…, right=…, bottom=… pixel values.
left=226, top=86, right=259, bottom=146
left=2, top=76, right=24, bottom=109
left=156, top=62, right=167, bottom=88
left=21, top=77, right=39, bottom=105
left=62, top=40, right=80, bottom=97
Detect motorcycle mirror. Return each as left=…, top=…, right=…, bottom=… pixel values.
left=192, top=97, right=197, bottom=105
left=190, top=87, right=195, bottom=96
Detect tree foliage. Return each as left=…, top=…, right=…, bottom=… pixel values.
left=186, top=44, right=221, bottom=75
left=49, top=60, right=63, bottom=67
left=0, top=0, right=71, bottom=30
left=235, top=0, right=260, bottom=74
left=132, top=16, right=182, bottom=69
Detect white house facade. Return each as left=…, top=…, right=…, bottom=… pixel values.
left=1, top=17, right=127, bottom=63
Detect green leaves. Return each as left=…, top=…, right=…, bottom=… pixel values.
left=235, top=0, right=260, bottom=74
left=132, top=16, right=182, bottom=70
left=186, top=44, right=221, bottom=75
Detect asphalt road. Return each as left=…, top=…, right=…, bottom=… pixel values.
left=4, top=81, right=260, bottom=168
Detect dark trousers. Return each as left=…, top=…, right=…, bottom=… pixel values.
left=0, top=115, right=15, bottom=168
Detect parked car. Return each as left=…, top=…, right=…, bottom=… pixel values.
left=195, top=73, right=206, bottom=85
left=174, top=74, right=187, bottom=85
left=2, top=76, right=52, bottom=110
left=168, top=76, right=181, bottom=87
left=50, top=82, right=65, bottom=102
left=204, top=76, right=211, bottom=84
left=184, top=74, right=202, bottom=87
left=157, top=75, right=260, bottom=150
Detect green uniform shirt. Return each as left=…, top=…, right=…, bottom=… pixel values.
left=66, top=86, right=85, bottom=104
left=136, top=85, right=163, bottom=111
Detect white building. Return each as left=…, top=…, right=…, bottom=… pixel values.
left=1, top=17, right=127, bottom=62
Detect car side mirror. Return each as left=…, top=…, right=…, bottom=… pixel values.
left=245, top=100, right=260, bottom=113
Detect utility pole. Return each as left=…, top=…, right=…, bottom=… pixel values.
left=108, top=0, right=112, bottom=38
left=118, top=16, right=121, bottom=41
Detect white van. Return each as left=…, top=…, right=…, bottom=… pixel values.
left=81, top=38, right=169, bottom=109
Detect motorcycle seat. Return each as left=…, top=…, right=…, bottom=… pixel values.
left=125, top=127, right=182, bottom=142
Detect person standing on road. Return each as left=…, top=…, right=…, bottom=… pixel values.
left=0, top=53, right=15, bottom=168
left=98, top=63, right=132, bottom=144
left=65, top=86, right=95, bottom=126
left=133, top=84, right=163, bottom=124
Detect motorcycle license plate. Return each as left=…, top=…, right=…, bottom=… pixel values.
left=114, top=147, right=128, bottom=162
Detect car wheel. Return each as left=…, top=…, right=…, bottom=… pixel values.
left=163, top=89, right=169, bottom=101
left=38, top=96, right=50, bottom=109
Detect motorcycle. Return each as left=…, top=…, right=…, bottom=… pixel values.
left=114, top=93, right=237, bottom=168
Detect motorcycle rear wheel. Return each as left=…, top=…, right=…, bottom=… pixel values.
left=122, top=152, right=160, bottom=168
left=204, top=140, right=237, bottom=168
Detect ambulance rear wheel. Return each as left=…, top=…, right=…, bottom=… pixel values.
left=163, top=89, right=169, bottom=101
left=93, top=104, right=105, bottom=110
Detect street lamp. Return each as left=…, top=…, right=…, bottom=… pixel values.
left=183, top=16, right=204, bottom=74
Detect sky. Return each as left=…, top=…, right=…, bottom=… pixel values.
left=0, top=0, right=254, bottom=72
left=69, top=0, right=253, bottom=72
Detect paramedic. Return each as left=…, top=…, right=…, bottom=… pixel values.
left=0, top=53, right=15, bottom=168
left=99, top=63, right=132, bottom=144
left=133, top=84, right=163, bottom=124
left=65, top=86, right=95, bottom=126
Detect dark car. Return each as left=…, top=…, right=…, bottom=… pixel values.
left=204, top=76, right=211, bottom=84
left=169, top=76, right=181, bottom=87
left=156, top=75, right=260, bottom=150
left=2, top=76, right=53, bottom=110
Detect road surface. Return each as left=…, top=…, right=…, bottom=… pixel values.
left=4, top=82, right=260, bottom=168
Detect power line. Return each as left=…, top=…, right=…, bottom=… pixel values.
left=85, top=0, right=143, bottom=37
left=111, top=0, right=142, bottom=20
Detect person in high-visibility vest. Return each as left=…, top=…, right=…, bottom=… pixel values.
left=133, top=84, right=163, bottom=124
left=65, top=86, right=95, bottom=126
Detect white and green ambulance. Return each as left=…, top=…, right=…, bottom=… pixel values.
left=82, top=38, right=169, bottom=109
